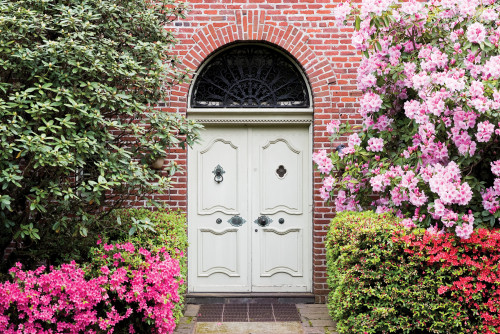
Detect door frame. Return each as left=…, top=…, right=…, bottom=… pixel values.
left=186, top=115, right=313, bottom=293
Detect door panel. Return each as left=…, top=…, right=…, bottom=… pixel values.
left=198, top=138, right=241, bottom=215
left=188, top=125, right=311, bottom=293
left=259, top=138, right=303, bottom=214
left=198, top=228, right=240, bottom=276
left=259, top=228, right=302, bottom=277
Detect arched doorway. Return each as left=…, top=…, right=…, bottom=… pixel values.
left=187, top=44, right=313, bottom=293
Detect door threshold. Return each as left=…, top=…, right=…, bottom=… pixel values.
left=186, top=292, right=315, bottom=304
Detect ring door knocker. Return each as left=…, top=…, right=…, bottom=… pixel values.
left=212, top=164, right=225, bottom=183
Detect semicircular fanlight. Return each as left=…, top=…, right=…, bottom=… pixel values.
left=191, top=45, right=310, bottom=108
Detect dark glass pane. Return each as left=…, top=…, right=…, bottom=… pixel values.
left=191, top=45, right=310, bottom=108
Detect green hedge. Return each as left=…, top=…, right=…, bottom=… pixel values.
left=97, top=208, right=188, bottom=325
left=326, top=211, right=468, bottom=334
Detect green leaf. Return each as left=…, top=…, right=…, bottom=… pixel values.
left=355, top=17, right=361, bottom=31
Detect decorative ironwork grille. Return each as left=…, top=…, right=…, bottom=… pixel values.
left=191, top=45, right=310, bottom=108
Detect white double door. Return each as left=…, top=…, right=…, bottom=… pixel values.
left=188, top=125, right=312, bottom=292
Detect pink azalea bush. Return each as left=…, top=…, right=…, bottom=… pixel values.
left=318, top=0, right=500, bottom=238
left=0, top=241, right=183, bottom=334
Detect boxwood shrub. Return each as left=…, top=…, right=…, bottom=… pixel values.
left=326, top=211, right=500, bottom=334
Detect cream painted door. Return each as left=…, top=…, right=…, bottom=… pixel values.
left=188, top=125, right=311, bottom=293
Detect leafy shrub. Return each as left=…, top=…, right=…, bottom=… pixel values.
left=315, top=0, right=500, bottom=239
left=326, top=211, right=472, bottom=333
left=0, top=0, right=202, bottom=266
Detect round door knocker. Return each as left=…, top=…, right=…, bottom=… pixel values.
left=212, top=164, right=225, bottom=183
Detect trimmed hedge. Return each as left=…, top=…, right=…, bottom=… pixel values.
left=326, top=211, right=500, bottom=334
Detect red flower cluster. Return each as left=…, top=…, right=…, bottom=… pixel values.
left=395, top=228, right=500, bottom=333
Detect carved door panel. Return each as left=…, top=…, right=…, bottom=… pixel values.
left=188, top=125, right=311, bottom=293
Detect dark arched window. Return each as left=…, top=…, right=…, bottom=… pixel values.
left=190, top=45, right=310, bottom=108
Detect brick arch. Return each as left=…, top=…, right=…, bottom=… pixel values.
left=173, top=20, right=336, bottom=111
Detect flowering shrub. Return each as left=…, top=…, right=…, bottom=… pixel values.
left=0, top=242, right=182, bottom=334
left=316, top=0, right=500, bottom=238
left=327, top=211, right=500, bottom=333
left=326, top=211, right=469, bottom=333
left=397, top=228, right=500, bottom=334
left=0, top=209, right=188, bottom=333
left=97, top=208, right=188, bottom=325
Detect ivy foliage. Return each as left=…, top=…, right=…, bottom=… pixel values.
left=0, top=0, right=202, bottom=264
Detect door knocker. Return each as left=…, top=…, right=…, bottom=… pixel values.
left=212, top=164, right=225, bottom=183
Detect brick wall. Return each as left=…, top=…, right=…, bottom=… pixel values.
left=158, top=0, right=360, bottom=303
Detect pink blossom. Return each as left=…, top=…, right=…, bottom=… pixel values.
left=323, top=175, right=335, bottom=191
left=333, top=2, right=351, bottom=27
left=402, top=218, right=417, bottom=228
left=455, top=222, right=474, bottom=239
left=469, top=80, right=484, bottom=98
left=348, top=133, right=362, bottom=147
left=491, top=160, right=500, bottom=176
left=313, top=150, right=333, bottom=174
left=326, top=120, right=341, bottom=134
left=466, top=22, right=486, bottom=44
left=319, top=186, right=330, bottom=201
left=483, top=56, right=500, bottom=80
left=359, top=92, right=383, bottom=117
left=409, top=188, right=428, bottom=207
left=366, top=137, right=384, bottom=152
left=476, top=120, right=495, bottom=142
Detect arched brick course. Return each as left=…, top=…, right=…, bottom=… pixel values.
left=172, top=18, right=337, bottom=112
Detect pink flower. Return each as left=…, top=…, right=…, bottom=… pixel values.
left=402, top=218, right=417, bottom=229
left=323, top=175, right=335, bottom=191
left=466, top=22, right=486, bottom=44
left=366, top=137, right=384, bottom=152
left=492, top=160, right=500, bottom=176
left=319, top=186, right=330, bottom=201
left=476, top=120, right=495, bottom=142
left=455, top=222, right=474, bottom=239
left=333, top=2, right=351, bottom=27
left=469, top=80, right=484, bottom=98
left=348, top=133, right=362, bottom=147
left=326, top=120, right=341, bottom=135
left=359, top=92, right=383, bottom=117
left=313, top=150, right=334, bottom=174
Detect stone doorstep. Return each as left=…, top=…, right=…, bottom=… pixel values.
left=195, top=321, right=304, bottom=334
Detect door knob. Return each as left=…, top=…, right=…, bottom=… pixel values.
left=254, top=215, right=272, bottom=227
